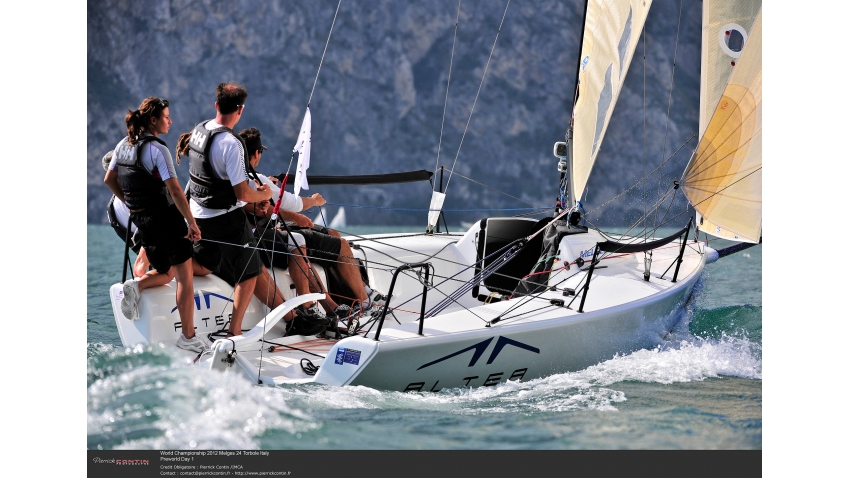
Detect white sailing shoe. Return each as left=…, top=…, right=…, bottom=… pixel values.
left=121, top=279, right=141, bottom=321
left=176, top=334, right=206, bottom=353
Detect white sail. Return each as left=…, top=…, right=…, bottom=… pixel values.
left=328, top=207, right=347, bottom=229
left=683, top=9, right=761, bottom=243
left=698, top=0, right=762, bottom=137
left=570, top=0, right=652, bottom=206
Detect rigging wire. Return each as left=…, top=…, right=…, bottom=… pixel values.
left=433, top=0, right=463, bottom=190
left=652, top=0, right=685, bottom=229
left=449, top=171, right=545, bottom=208
left=682, top=107, right=762, bottom=180
left=307, top=0, right=343, bottom=108
left=665, top=166, right=763, bottom=229
left=444, top=0, right=511, bottom=193
left=585, top=133, right=696, bottom=216
left=643, top=23, right=647, bottom=242
left=194, top=180, right=730, bottom=342
left=198, top=156, right=726, bottom=326
left=317, top=202, right=547, bottom=213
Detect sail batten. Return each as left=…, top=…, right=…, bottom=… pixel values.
left=570, top=0, right=652, bottom=207
left=684, top=8, right=762, bottom=243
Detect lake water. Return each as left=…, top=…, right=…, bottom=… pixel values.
left=86, top=224, right=761, bottom=450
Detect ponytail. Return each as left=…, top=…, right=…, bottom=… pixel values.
left=125, top=109, right=143, bottom=144
left=175, top=131, right=192, bottom=165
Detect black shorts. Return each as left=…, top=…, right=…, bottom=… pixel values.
left=290, top=225, right=341, bottom=267
left=194, top=208, right=263, bottom=287
left=132, top=205, right=192, bottom=274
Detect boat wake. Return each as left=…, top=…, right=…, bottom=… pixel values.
left=87, top=344, right=320, bottom=450
left=88, top=302, right=761, bottom=449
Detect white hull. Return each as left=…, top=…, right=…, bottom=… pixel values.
left=339, top=270, right=696, bottom=391
left=109, top=222, right=708, bottom=391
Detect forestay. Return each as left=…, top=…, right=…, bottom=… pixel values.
left=682, top=9, right=762, bottom=243
left=570, top=0, right=652, bottom=205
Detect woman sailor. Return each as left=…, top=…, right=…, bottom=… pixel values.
left=103, top=97, right=205, bottom=353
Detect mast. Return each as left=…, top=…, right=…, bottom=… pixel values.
left=557, top=0, right=589, bottom=215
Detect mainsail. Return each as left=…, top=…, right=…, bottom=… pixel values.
left=570, top=0, right=652, bottom=206
left=682, top=9, right=762, bottom=243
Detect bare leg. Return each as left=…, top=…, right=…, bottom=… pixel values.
left=253, top=266, right=295, bottom=321
left=337, top=242, right=368, bottom=303
left=307, top=264, right=339, bottom=312
left=171, top=259, right=196, bottom=338
left=229, top=276, right=257, bottom=336
left=133, top=248, right=150, bottom=278
left=137, top=268, right=175, bottom=292
left=328, top=230, right=368, bottom=304
left=288, top=247, right=313, bottom=305
left=289, top=246, right=338, bottom=312
left=193, top=262, right=212, bottom=276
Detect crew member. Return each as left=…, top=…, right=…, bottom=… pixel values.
left=104, top=97, right=204, bottom=353
left=186, top=83, right=327, bottom=337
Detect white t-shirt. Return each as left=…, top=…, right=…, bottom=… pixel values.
left=110, top=196, right=137, bottom=233
left=189, top=120, right=252, bottom=218
left=109, top=134, right=177, bottom=205
left=254, top=173, right=303, bottom=212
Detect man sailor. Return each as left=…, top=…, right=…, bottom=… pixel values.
left=235, top=126, right=382, bottom=319
left=186, top=83, right=327, bottom=337
left=237, top=127, right=363, bottom=326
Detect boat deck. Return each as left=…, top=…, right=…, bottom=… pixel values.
left=236, top=336, right=338, bottom=383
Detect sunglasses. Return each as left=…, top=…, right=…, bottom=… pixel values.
left=156, top=97, right=169, bottom=108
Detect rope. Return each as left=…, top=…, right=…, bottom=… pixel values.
left=317, top=202, right=548, bottom=213
left=262, top=339, right=327, bottom=359
left=307, top=0, right=343, bottom=108
left=444, top=0, right=511, bottom=192
left=448, top=171, right=545, bottom=209
left=433, top=0, right=463, bottom=187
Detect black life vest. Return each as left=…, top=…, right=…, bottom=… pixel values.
left=114, top=135, right=170, bottom=211
left=186, top=120, right=253, bottom=210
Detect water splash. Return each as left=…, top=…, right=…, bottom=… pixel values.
left=87, top=345, right=319, bottom=450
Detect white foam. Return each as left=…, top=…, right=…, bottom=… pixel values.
left=88, top=311, right=762, bottom=448
left=87, top=346, right=320, bottom=450
left=311, top=332, right=761, bottom=413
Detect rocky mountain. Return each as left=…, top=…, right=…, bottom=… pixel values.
left=88, top=0, right=701, bottom=228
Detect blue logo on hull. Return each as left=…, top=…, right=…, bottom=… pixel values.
left=171, top=290, right=234, bottom=313
left=417, top=336, right=540, bottom=370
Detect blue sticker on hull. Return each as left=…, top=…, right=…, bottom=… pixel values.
left=343, top=349, right=361, bottom=365
left=335, top=348, right=346, bottom=365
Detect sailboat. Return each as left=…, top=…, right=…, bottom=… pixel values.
left=108, top=0, right=761, bottom=391
left=313, top=206, right=347, bottom=229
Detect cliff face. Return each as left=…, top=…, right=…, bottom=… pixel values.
left=88, top=0, right=701, bottom=227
